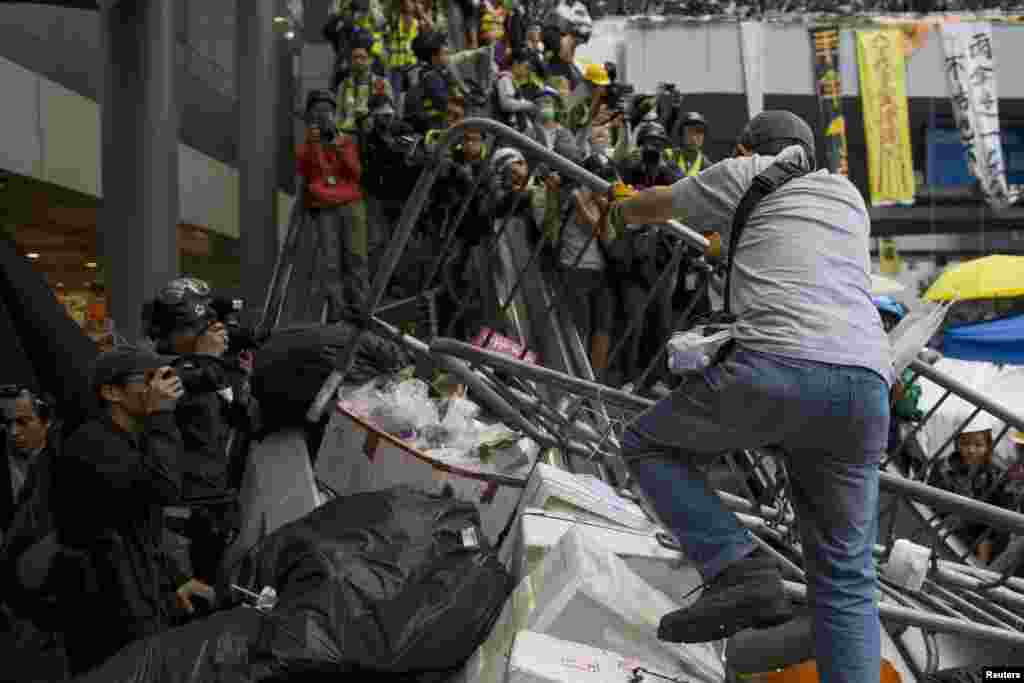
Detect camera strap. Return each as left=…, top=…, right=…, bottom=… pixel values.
left=722, top=158, right=808, bottom=319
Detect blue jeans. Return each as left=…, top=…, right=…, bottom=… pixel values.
left=622, top=345, right=889, bottom=683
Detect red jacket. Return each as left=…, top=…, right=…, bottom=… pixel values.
left=296, top=135, right=364, bottom=208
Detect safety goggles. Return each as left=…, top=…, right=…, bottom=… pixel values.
left=157, top=278, right=211, bottom=305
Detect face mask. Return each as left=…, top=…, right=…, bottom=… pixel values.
left=539, top=108, right=556, bottom=122
left=352, top=63, right=369, bottom=78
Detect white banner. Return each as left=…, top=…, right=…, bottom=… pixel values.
left=939, top=23, right=1017, bottom=208
left=739, top=21, right=765, bottom=120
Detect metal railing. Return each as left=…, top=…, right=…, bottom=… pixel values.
left=260, top=117, right=1024, bottom=670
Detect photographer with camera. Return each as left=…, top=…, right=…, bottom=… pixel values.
left=666, top=110, right=712, bottom=177
left=541, top=1, right=592, bottom=90
left=494, top=47, right=541, bottom=134
left=50, top=348, right=214, bottom=675
left=298, top=89, right=370, bottom=323
left=404, top=29, right=455, bottom=135
left=142, top=278, right=259, bottom=588
left=324, top=0, right=387, bottom=89
left=335, top=30, right=393, bottom=135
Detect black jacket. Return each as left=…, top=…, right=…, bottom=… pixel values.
left=53, top=412, right=187, bottom=675
left=172, top=355, right=257, bottom=499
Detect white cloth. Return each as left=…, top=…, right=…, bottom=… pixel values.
left=939, top=23, right=1018, bottom=208
left=739, top=22, right=765, bottom=120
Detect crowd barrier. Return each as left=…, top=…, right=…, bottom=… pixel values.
left=259, top=119, right=1024, bottom=674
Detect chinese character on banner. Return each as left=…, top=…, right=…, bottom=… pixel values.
left=939, top=23, right=1018, bottom=208
left=856, top=29, right=916, bottom=207
left=809, top=27, right=848, bottom=176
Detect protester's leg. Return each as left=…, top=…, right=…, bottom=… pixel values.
left=624, top=348, right=823, bottom=642
left=589, top=273, right=615, bottom=375
left=782, top=366, right=888, bottom=683
left=340, top=199, right=370, bottom=313
left=313, top=208, right=347, bottom=322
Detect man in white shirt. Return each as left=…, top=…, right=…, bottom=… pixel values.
left=607, top=111, right=891, bottom=683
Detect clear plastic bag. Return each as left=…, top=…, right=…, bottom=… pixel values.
left=889, top=300, right=954, bottom=377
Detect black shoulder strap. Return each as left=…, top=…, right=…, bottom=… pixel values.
left=723, top=159, right=808, bottom=316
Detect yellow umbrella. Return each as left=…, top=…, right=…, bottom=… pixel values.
left=924, top=254, right=1024, bottom=301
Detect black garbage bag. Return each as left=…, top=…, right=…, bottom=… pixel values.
left=242, top=487, right=512, bottom=680
left=251, top=323, right=411, bottom=433
left=72, top=607, right=264, bottom=683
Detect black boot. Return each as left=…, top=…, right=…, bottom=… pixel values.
left=658, top=549, right=793, bottom=643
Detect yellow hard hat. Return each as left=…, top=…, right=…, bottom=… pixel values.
left=583, top=62, right=611, bottom=87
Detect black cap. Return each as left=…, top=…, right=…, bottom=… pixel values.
left=737, top=110, right=816, bottom=165
left=305, top=89, right=336, bottom=114
left=90, top=348, right=174, bottom=389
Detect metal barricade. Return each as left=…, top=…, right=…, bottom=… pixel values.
left=877, top=356, right=1024, bottom=570
left=291, top=118, right=709, bottom=476
left=259, top=117, right=1024, bottom=665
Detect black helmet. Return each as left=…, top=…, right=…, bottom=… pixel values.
left=679, top=111, right=706, bottom=129
left=412, top=30, right=447, bottom=63
left=635, top=121, right=669, bottom=147
left=305, top=89, right=336, bottom=114
left=581, top=153, right=620, bottom=184
left=350, top=27, right=376, bottom=53
left=142, top=277, right=218, bottom=342
left=737, top=110, right=816, bottom=167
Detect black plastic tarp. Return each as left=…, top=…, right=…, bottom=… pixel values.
left=241, top=487, right=512, bottom=679
left=251, top=323, right=411, bottom=432
left=0, top=237, right=99, bottom=432
left=73, top=607, right=264, bottom=683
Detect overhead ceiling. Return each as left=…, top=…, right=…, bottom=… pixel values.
left=0, top=0, right=99, bottom=10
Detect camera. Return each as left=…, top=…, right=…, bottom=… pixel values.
left=605, top=82, right=634, bottom=116
left=316, top=113, right=337, bottom=143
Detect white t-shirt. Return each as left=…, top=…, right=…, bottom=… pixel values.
left=670, top=145, right=892, bottom=385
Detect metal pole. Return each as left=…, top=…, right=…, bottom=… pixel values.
left=930, top=565, right=1024, bottom=614
left=910, top=358, right=1024, bottom=433
left=100, top=0, right=179, bottom=342
left=306, top=119, right=623, bottom=422
left=782, top=580, right=1024, bottom=648
left=431, top=338, right=655, bottom=413
left=878, top=471, right=1024, bottom=537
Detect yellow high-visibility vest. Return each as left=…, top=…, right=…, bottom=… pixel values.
left=667, top=149, right=704, bottom=177
left=386, top=15, right=418, bottom=69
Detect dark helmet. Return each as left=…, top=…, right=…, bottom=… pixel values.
left=635, top=121, right=669, bottom=147
left=349, top=27, right=376, bottom=53
left=412, top=30, right=447, bottom=63
left=679, top=111, right=707, bottom=130
left=142, top=277, right=218, bottom=342
left=581, top=153, right=620, bottom=184
left=737, top=110, right=816, bottom=167
left=305, top=89, right=336, bottom=115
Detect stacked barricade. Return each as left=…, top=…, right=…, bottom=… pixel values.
left=260, top=119, right=1024, bottom=679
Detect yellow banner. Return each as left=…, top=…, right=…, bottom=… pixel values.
left=856, top=29, right=916, bottom=207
